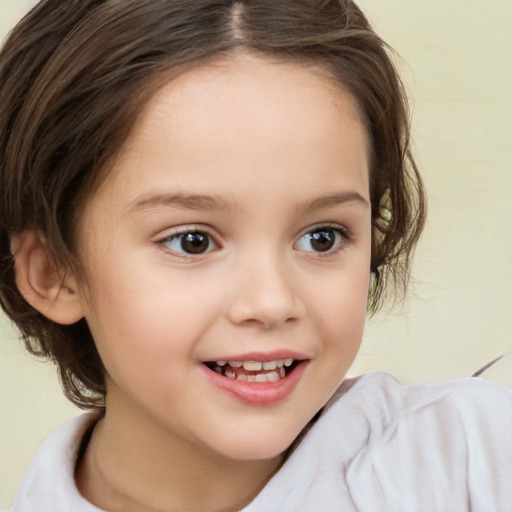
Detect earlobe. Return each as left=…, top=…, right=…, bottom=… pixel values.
left=10, top=231, right=85, bottom=325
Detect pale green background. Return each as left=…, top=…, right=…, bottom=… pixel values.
left=1, top=0, right=511, bottom=508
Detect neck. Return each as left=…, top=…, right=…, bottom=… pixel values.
left=76, top=390, right=282, bottom=512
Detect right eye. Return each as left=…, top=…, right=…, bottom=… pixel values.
left=160, top=230, right=217, bottom=255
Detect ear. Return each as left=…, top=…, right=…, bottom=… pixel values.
left=10, top=231, right=85, bottom=325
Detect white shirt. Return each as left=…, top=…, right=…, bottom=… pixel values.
left=10, top=372, right=512, bottom=511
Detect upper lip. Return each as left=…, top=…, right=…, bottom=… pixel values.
left=202, top=350, right=311, bottom=363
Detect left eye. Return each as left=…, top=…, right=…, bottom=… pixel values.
left=295, top=227, right=345, bottom=253
left=161, top=231, right=217, bottom=255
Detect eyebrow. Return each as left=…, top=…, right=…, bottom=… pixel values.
left=126, top=193, right=239, bottom=215
left=126, top=190, right=369, bottom=216
left=295, top=191, right=370, bottom=214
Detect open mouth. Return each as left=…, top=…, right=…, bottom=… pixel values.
left=203, top=359, right=300, bottom=383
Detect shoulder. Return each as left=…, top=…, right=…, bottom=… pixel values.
left=318, top=372, right=512, bottom=510
left=324, top=371, right=512, bottom=458
left=326, top=371, right=512, bottom=425
left=9, top=413, right=104, bottom=512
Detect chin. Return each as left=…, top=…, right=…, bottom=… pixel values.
left=208, top=422, right=306, bottom=461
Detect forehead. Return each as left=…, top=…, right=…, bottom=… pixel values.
left=89, top=54, right=370, bottom=214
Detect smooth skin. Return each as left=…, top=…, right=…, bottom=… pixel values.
left=16, top=54, right=372, bottom=511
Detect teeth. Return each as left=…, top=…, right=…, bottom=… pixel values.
left=216, top=359, right=294, bottom=369
left=225, top=369, right=236, bottom=379
left=243, top=361, right=262, bottom=371
left=267, top=371, right=280, bottom=382
left=239, top=371, right=281, bottom=382
left=211, top=358, right=297, bottom=381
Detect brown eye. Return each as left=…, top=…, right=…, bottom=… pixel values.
left=181, top=232, right=210, bottom=254
left=295, top=227, right=346, bottom=254
left=309, top=229, right=335, bottom=252
left=163, top=231, right=216, bottom=255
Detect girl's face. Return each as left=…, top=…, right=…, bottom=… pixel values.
left=77, top=54, right=371, bottom=460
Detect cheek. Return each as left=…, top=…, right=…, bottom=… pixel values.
left=310, top=252, right=371, bottom=357
left=79, top=252, right=221, bottom=377
left=321, top=278, right=368, bottom=348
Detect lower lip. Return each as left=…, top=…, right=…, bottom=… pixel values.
left=200, top=361, right=308, bottom=406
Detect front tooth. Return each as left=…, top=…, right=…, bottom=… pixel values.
left=243, top=361, right=262, bottom=371
left=225, top=369, right=236, bottom=379
left=284, top=358, right=294, bottom=367
left=263, top=361, right=277, bottom=370
left=267, top=371, right=280, bottom=382
left=237, top=374, right=248, bottom=381
left=277, top=360, right=284, bottom=368
left=280, top=367, right=285, bottom=378
left=228, top=361, right=243, bottom=368
left=255, top=374, right=268, bottom=382
left=247, top=375, right=256, bottom=382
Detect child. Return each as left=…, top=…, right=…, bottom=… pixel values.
left=0, top=0, right=510, bottom=510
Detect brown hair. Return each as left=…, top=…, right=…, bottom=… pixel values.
left=0, top=0, right=426, bottom=410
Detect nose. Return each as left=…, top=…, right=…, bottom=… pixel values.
left=226, top=252, right=303, bottom=329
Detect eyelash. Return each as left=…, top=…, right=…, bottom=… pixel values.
left=294, top=223, right=351, bottom=257
left=156, top=223, right=351, bottom=259
left=157, top=226, right=219, bottom=260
